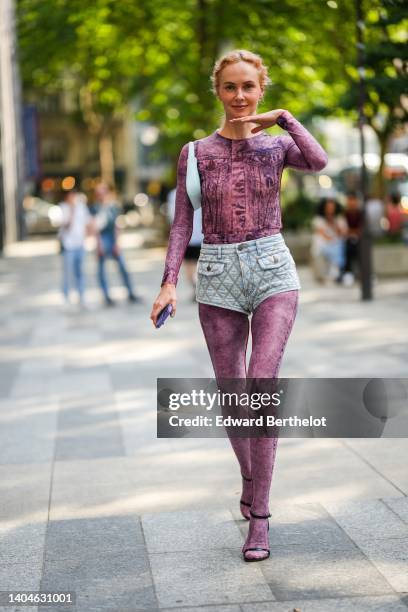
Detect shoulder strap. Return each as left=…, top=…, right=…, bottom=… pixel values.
left=186, top=141, right=202, bottom=210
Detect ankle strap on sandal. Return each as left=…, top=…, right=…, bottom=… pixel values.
left=241, top=473, right=252, bottom=482
left=250, top=510, right=271, bottom=519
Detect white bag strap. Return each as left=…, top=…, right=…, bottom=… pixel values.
left=186, top=141, right=202, bottom=210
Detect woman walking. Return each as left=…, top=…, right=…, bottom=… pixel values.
left=311, top=197, right=348, bottom=283
left=150, top=49, right=328, bottom=562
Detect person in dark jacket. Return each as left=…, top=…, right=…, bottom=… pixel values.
left=92, top=183, right=142, bottom=306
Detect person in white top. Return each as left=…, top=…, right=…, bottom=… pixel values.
left=58, top=190, right=92, bottom=305
left=310, top=198, right=348, bottom=283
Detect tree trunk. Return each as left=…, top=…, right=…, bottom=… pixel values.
left=79, top=87, right=115, bottom=185
left=373, top=133, right=389, bottom=201
left=98, top=128, right=115, bottom=186
left=196, top=0, right=216, bottom=127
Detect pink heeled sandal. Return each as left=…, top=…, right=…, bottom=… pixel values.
left=242, top=510, right=271, bottom=562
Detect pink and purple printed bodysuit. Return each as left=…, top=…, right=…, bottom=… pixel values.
left=160, top=111, right=328, bottom=561
left=161, top=109, right=328, bottom=287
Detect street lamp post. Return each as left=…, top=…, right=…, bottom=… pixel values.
left=355, top=0, right=373, bottom=301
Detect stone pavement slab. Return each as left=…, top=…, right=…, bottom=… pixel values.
left=240, top=595, right=408, bottom=611
left=1, top=238, right=408, bottom=610
left=142, top=509, right=243, bottom=553
left=260, top=541, right=394, bottom=601
left=0, top=363, right=19, bottom=399
left=0, top=396, right=58, bottom=465
left=384, top=496, right=408, bottom=524
left=323, top=498, right=408, bottom=542
left=0, top=558, right=42, bottom=591
left=258, top=438, right=405, bottom=506
left=40, top=551, right=157, bottom=611
left=339, top=438, right=408, bottom=495
left=246, top=502, right=348, bottom=547
left=351, top=536, right=408, bottom=593
left=55, top=393, right=125, bottom=461
left=49, top=480, right=141, bottom=521
left=0, top=523, right=47, bottom=566
left=44, top=516, right=145, bottom=560
left=160, top=606, right=240, bottom=612
left=0, top=463, right=51, bottom=527
left=148, top=548, right=275, bottom=608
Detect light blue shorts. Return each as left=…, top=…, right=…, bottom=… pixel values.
left=195, top=233, right=301, bottom=314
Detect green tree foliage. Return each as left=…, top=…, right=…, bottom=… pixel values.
left=17, top=0, right=148, bottom=181
left=338, top=0, right=408, bottom=198
left=16, top=0, right=407, bottom=196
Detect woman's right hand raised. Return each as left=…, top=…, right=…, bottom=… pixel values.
left=150, top=283, right=177, bottom=328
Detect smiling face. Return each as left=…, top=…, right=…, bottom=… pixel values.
left=216, top=61, right=263, bottom=119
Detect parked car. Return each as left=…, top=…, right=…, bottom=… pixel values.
left=23, top=196, right=56, bottom=234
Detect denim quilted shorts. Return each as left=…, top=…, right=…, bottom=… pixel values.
left=195, top=233, right=301, bottom=314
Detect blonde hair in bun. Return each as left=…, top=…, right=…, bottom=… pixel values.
left=210, top=49, right=271, bottom=97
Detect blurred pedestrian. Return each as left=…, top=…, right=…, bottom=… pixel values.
left=385, top=191, right=404, bottom=241
left=342, top=191, right=363, bottom=286
left=92, top=183, right=142, bottom=306
left=310, top=197, right=348, bottom=283
left=166, top=187, right=203, bottom=301
left=58, top=190, right=92, bottom=308
left=365, top=194, right=384, bottom=238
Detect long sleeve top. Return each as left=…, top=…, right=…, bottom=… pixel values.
left=161, top=109, right=328, bottom=286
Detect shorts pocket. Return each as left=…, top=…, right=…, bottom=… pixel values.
left=197, top=260, right=225, bottom=276
left=256, top=250, right=291, bottom=272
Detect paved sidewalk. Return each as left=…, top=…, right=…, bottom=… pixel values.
left=0, top=235, right=407, bottom=611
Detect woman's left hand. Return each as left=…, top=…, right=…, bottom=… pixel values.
left=229, top=109, right=286, bottom=134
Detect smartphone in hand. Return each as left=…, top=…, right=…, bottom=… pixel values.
left=155, top=304, right=173, bottom=328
